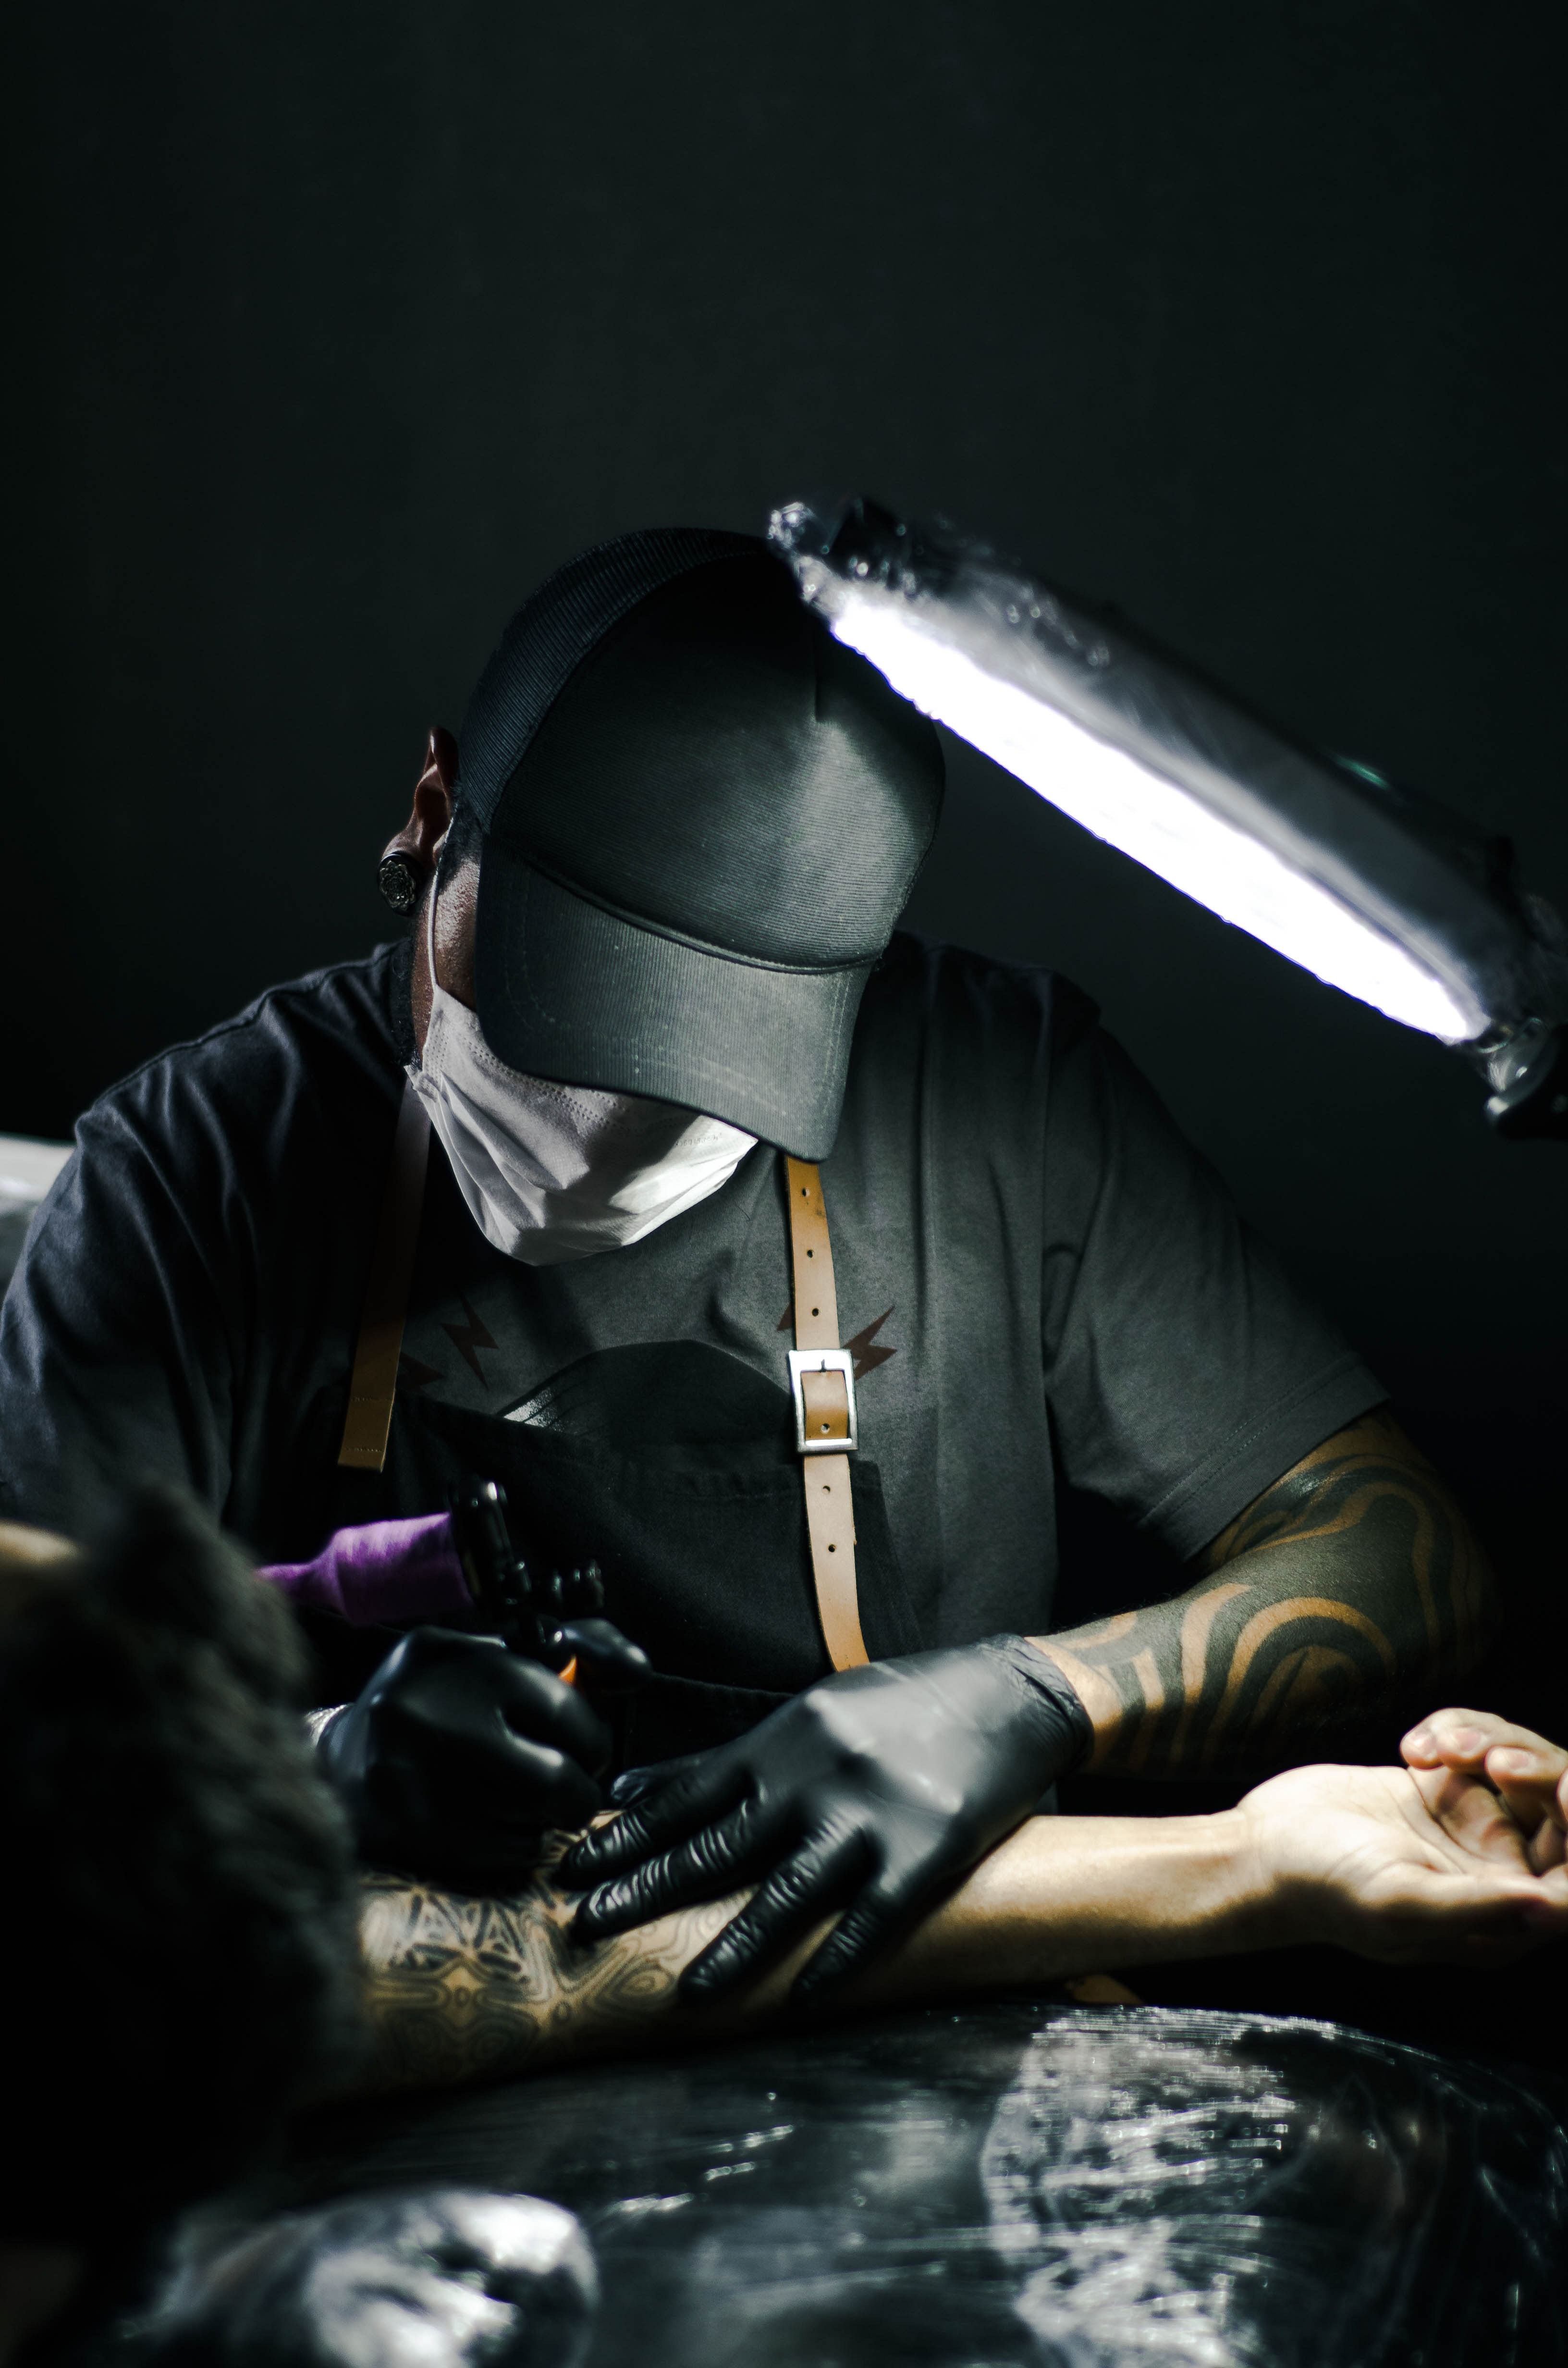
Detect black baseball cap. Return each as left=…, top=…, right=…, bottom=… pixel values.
left=454, top=529, right=944, bottom=1159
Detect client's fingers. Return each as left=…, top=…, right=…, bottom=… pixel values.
left=1405, top=1764, right=1536, bottom=1871
left=1485, top=1745, right=1568, bottom=1867
left=1402, top=1708, right=1562, bottom=1774
left=1528, top=1820, right=1568, bottom=1875
left=1373, top=1867, right=1568, bottom=1966
left=1488, top=1863, right=1568, bottom=1947
left=1401, top=1708, right=1500, bottom=1767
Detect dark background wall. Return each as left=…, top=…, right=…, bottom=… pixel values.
left=7, top=2, right=1565, bottom=1661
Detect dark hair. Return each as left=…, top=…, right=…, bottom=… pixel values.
left=0, top=1488, right=363, bottom=2245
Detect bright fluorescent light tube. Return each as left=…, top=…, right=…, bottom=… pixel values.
left=841, top=595, right=1474, bottom=1040
left=773, top=499, right=1565, bottom=1050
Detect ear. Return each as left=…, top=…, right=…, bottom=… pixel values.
left=378, top=728, right=459, bottom=910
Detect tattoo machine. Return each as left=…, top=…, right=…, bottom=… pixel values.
left=446, top=1478, right=605, bottom=1686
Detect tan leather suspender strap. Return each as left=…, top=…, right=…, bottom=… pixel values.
left=784, top=1157, right=869, bottom=1670
left=334, top=1105, right=865, bottom=1665
left=337, top=1082, right=432, bottom=1473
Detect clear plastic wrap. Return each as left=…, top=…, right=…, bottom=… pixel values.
left=138, top=2190, right=597, bottom=2367
left=159, top=2001, right=1568, bottom=2367
left=980, top=2008, right=1568, bottom=2366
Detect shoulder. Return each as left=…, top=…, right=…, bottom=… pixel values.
left=110, top=938, right=408, bottom=1093
left=844, top=933, right=1205, bottom=1207
left=67, top=943, right=411, bottom=1216
left=863, top=929, right=1097, bottom=1027
left=833, top=932, right=1115, bottom=1197
left=853, top=930, right=1102, bottom=1085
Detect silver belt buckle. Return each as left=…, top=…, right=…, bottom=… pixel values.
left=787, top=1347, right=858, bottom=1455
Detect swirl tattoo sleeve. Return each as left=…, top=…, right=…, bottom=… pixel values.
left=1034, top=1413, right=1496, bottom=1774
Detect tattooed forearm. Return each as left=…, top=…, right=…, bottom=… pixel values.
left=356, top=1860, right=745, bottom=2095
left=1035, top=1413, right=1497, bottom=1776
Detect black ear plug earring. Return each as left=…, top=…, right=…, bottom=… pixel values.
left=378, top=851, right=425, bottom=914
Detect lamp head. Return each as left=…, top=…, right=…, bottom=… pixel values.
left=770, top=496, right=1568, bottom=1142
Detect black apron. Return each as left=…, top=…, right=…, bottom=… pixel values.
left=318, top=1339, right=923, bottom=1771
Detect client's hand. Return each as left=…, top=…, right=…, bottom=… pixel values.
left=316, top=1624, right=644, bottom=1890
left=1238, top=1760, right=1568, bottom=1966
left=1401, top=1708, right=1568, bottom=1872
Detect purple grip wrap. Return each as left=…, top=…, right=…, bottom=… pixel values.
left=258, top=1512, right=473, bottom=1629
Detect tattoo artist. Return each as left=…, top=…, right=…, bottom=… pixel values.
left=0, top=532, right=1498, bottom=2000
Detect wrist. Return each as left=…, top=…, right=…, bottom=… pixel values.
left=992, top=1634, right=1095, bottom=1774
left=1105, top=1807, right=1284, bottom=1964
left=1021, top=1633, right=1124, bottom=1768
left=1230, top=1791, right=1320, bottom=1952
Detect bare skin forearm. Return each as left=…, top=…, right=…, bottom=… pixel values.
left=355, top=1810, right=1264, bottom=2096
left=1032, top=1413, right=1496, bottom=1778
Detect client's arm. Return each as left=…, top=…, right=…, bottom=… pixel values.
left=357, top=1757, right=1568, bottom=2096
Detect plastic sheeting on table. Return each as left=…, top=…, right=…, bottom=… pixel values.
left=979, top=2009, right=1565, bottom=2366
left=166, top=2001, right=1566, bottom=2368
left=140, top=2189, right=596, bottom=2367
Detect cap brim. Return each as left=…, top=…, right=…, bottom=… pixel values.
left=473, top=842, right=870, bottom=1159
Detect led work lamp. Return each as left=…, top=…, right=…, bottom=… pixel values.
left=770, top=498, right=1568, bottom=1143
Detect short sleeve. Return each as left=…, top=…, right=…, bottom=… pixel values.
left=1040, top=987, right=1385, bottom=1560
left=0, top=948, right=418, bottom=1547
left=0, top=1092, right=239, bottom=1538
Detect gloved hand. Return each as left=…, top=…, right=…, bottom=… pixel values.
left=561, top=1636, right=1092, bottom=2001
left=316, top=1619, right=648, bottom=1889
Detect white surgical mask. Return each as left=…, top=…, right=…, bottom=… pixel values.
left=408, top=887, right=757, bottom=1264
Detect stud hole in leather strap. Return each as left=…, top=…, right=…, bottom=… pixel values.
left=784, top=1156, right=868, bottom=1671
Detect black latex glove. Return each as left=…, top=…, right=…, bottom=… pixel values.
left=561, top=1635, right=1092, bottom=2002
left=317, top=1620, right=648, bottom=1889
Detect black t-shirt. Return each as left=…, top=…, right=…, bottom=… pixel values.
left=0, top=933, right=1382, bottom=1649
